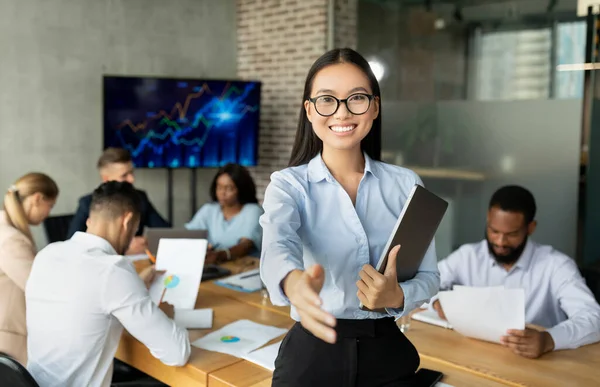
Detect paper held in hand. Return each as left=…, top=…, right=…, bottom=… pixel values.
left=148, top=238, right=207, bottom=310
left=438, top=285, right=525, bottom=344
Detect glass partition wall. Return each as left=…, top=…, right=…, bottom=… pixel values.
left=356, top=0, right=586, bottom=261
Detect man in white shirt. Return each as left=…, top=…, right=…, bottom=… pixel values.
left=432, top=185, right=600, bottom=358
left=26, top=181, right=190, bottom=387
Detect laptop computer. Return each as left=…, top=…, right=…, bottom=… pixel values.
left=144, top=228, right=208, bottom=256
left=143, top=228, right=231, bottom=281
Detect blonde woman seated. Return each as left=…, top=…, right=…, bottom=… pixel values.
left=0, top=173, right=58, bottom=364
left=186, top=164, right=263, bottom=263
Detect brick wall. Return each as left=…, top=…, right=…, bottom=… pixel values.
left=334, top=0, right=358, bottom=49
left=237, top=0, right=328, bottom=199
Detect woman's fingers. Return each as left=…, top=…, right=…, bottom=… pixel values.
left=299, top=310, right=337, bottom=344
left=294, top=287, right=336, bottom=327
left=290, top=273, right=337, bottom=344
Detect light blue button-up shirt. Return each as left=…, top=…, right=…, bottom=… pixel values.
left=185, top=202, right=263, bottom=255
left=437, top=240, right=600, bottom=350
left=260, top=153, right=440, bottom=321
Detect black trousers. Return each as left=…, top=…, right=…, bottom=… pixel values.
left=272, top=318, right=421, bottom=387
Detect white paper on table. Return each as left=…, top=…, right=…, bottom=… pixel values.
left=439, top=287, right=525, bottom=344
left=411, top=309, right=453, bottom=329
left=242, top=341, right=282, bottom=371
left=215, top=268, right=262, bottom=292
left=435, top=383, right=454, bottom=387
left=174, top=308, right=213, bottom=329
left=191, top=319, right=287, bottom=357
left=148, top=238, right=207, bottom=309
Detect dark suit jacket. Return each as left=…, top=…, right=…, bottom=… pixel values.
left=67, top=189, right=170, bottom=238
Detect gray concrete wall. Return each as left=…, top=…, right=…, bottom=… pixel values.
left=0, top=0, right=237, bottom=246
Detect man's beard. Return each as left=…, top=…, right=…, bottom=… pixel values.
left=486, top=235, right=528, bottom=266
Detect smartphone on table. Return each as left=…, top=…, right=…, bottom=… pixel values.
left=415, top=368, right=443, bottom=387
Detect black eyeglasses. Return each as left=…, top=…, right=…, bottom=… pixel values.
left=308, top=93, right=375, bottom=117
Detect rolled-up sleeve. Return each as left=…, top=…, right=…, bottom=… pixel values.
left=546, top=258, right=600, bottom=350
left=259, top=172, right=305, bottom=306
left=185, top=205, right=209, bottom=230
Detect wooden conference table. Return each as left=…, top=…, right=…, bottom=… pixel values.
left=117, top=257, right=600, bottom=386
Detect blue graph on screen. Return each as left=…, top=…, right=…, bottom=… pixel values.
left=103, top=77, right=260, bottom=168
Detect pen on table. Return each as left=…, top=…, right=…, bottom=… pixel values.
left=145, top=249, right=156, bottom=264
left=240, top=271, right=260, bottom=279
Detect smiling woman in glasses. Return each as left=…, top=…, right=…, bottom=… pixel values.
left=259, top=48, right=440, bottom=387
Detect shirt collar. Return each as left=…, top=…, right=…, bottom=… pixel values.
left=307, top=152, right=378, bottom=183
left=71, top=232, right=118, bottom=256
left=487, top=239, right=534, bottom=273
left=513, top=240, right=534, bottom=271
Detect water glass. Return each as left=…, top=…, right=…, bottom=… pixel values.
left=398, top=315, right=411, bottom=333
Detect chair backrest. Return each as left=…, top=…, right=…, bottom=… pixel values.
left=0, top=353, right=39, bottom=387
left=42, top=214, right=74, bottom=244
left=581, top=266, right=600, bottom=303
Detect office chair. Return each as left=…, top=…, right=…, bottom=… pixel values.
left=0, top=352, right=39, bottom=387
left=581, top=265, right=600, bottom=303
left=42, top=214, right=74, bottom=243
left=111, top=360, right=168, bottom=387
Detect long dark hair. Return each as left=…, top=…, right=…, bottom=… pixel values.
left=209, top=164, right=258, bottom=205
left=288, top=48, right=382, bottom=167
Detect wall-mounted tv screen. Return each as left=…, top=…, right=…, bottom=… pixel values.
left=103, top=76, right=260, bottom=168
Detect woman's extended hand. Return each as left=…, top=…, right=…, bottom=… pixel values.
left=283, top=265, right=337, bottom=344
left=356, top=245, right=405, bottom=310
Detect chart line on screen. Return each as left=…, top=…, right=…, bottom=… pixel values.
left=115, top=83, right=246, bottom=133
left=104, top=77, right=260, bottom=168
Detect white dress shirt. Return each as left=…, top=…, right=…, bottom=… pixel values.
left=260, top=153, right=439, bottom=321
left=437, top=239, right=600, bottom=350
left=26, top=232, right=190, bottom=387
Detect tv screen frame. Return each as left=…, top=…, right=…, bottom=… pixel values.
left=102, top=75, right=261, bottom=169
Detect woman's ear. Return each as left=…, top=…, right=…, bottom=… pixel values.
left=372, top=96, right=380, bottom=119
left=31, top=192, right=44, bottom=205
left=304, top=100, right=314, bottom=123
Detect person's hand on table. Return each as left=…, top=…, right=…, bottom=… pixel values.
left=432, top=299, right=447, bottom=320
left=205, top=250, right=218, bottom=264
left=283, top=265, right=337, bottom=344
left=205, top=244, right=225, bottom=264
left=126, top=236, right=147, bottom=255
left=501, top=328, right=555, bottom=358
left=356, top=245, right=404, bottom=310
left=159, top=302, right=175, bottom=320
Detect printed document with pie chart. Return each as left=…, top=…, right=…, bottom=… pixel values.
left=192, top=319, right=287, bottom=357
left=149, top=238, right=207, bottom=309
